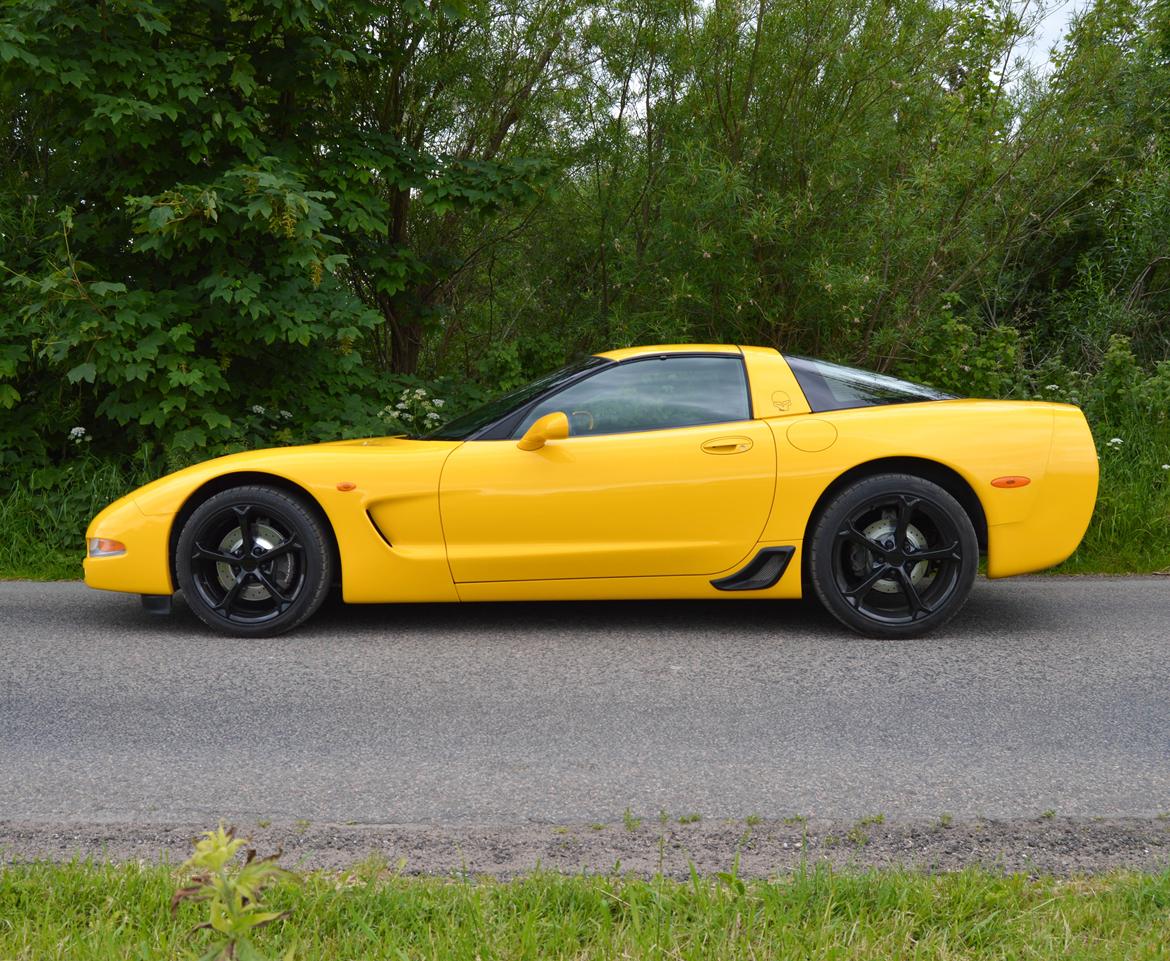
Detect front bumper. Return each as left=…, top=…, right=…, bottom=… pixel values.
left=82, top=494, right=174, bottom=595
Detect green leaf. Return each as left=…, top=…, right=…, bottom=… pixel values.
left=147, top=205, right=176, bottom=231
left=171, top=426, right=207, bottom=449
left=66, top=362, right=96, bottom=384
left=88, top=281, right=128, bottom=296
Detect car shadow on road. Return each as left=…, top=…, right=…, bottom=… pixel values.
left=311, top=593, right=842, bottom=636
left=70, top=576, right=1047, bottom=642
left=130, top=589, right=838, bottom=638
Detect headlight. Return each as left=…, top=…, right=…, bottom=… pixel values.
left=88, top=537, right=127, bottom=557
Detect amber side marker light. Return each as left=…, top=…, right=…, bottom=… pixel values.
left=991, top=476, right=1031, bottom=489
left=336, top=481, right=357, bottom=492
left=88, top=537, right=126, bottom=557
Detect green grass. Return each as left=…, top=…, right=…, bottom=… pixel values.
left=0, top=456, right=146, bottom=580
left=0, top=547, right=81, bottom=580
left=1056, top=432, right=1170, bottom=575
left=2, top=862, right=1170, bottom=960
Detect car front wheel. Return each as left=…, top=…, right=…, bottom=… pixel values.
left=175, top=485, right=332, bottom=637
left=808, top=473, right=978, bottom=638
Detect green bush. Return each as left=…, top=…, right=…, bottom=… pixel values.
left=1030, top=337, right=1170, bottom=573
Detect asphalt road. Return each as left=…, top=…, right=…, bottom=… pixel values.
left=2, top=577, right=1169, bottom=826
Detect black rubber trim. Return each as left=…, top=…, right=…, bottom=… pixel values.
left=710, top=546, right=795, bottom=591
left=140, top=594, right=173, bottom=615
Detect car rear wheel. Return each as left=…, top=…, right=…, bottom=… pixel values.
left=808, top=473, right=978, bottom=638
left=175, top=485, right=332, bottom=637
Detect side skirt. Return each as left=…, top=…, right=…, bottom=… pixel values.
left=709, top=546, right=796, bottom=592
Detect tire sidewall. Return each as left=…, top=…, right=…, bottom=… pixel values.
left=809, top=473, right=979, bottom=638
left=175, top=485, right=332, bottom=638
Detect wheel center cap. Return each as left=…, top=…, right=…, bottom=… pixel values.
left=241, top=557, right=258, bottom=572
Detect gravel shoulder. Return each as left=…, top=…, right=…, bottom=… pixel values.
left=4, top=817, right=1170, bottom=878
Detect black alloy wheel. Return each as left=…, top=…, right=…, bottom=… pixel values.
left=809, top=473, right=978, bottom=638
left=175, top=485, right=332, bottom=637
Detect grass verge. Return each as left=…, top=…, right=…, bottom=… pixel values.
left=0, top=457, right=146, bottom=580
left=2, top=862, right=1170, bottom=959
left=1058, top=432, right=1170, bottom=574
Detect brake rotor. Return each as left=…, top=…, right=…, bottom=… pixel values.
left=853, top=511, right=936, bottom=595
left=216, top=520, right=295, bottom=601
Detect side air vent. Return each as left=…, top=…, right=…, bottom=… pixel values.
left=710, top=546, right=795, bottom=591
left=366, top=510, right=393, bottom=548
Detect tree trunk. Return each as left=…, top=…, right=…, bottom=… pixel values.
left=389, top=311, right=424, bottom=375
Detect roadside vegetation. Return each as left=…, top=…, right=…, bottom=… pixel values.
left=2, top=0, right=1169, bottom=576
left=3, top=857, right=1170, bottom=960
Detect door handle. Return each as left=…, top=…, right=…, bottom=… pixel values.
left=701, top=436, right=753, bottom=455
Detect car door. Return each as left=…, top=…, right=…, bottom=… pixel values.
left=438, top=353, right=776, bottom=582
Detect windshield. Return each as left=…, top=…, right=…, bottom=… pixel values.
left=423, top=355, right=612, bottom=440
left=785, top=355, right=955, bottom=412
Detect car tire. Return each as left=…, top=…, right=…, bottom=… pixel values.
left=808, top=473, right=978, bottom=638
left=175, top=485, right=332, bottom=637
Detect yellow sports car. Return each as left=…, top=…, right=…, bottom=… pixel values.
left=84, top=345, right=1098, bottom=638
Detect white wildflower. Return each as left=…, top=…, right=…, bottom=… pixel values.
left=395, top=402, right=407, bottom=410
left=414, top=388, right=426, bottom=398
left=433, top=399, right=445, bottom=408
left=425, top=412, right=440, bottom=421
left=401, top=412, right=414, bottom=421
left=68, top=426, right=87, bottom=440
left=251, top=404, right=265, bottom=415
left=280, top=410, right=292, bottom=420
left=1108, top=437, right=1123, bottom=445
left=1045, top=384, right=1060, bottom=391
left=1163, top=464, right=1170, bottom=470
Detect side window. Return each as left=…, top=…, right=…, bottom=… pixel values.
left=513, top=355, right=751, bottom=438
left=785, top=355, right=955, bottom=412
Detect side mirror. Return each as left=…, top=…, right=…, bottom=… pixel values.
left=517, top=411, right=570, bottom=451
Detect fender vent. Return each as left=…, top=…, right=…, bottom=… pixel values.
left=710, top=546, right=795, bottom=591
left=366, top=510, right=393, bottom=548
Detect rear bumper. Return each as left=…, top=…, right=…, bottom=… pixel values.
left=987, top=406, right=1098, bottom=578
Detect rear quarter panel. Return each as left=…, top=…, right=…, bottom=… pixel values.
left=758, top=400, right=1097, bottom=579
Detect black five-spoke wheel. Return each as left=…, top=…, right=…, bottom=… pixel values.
left=809, top=473, right=978, bottom=638
left=176, top=485, right=332, bottom=637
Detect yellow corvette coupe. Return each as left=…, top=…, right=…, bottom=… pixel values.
left=84, top=345, right=1098, bottom=639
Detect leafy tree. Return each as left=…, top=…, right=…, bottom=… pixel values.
left=328, top=0, right=577, bottom=375
left=0, top=0, right=559, bottom=470
left=2, top=0, right=1169, bottom=476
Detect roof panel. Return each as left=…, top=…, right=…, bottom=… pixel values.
left=595, top=343, right=743, bottom=362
